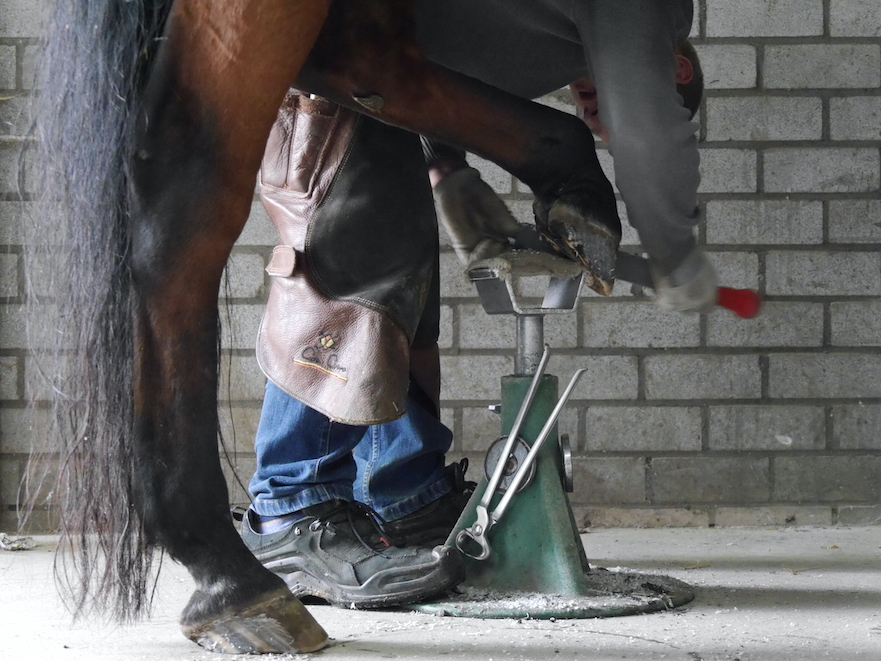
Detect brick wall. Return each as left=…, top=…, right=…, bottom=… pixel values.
left=1, top=1, right=879, bottom=531
left=0, top=2, right=41, bottom=531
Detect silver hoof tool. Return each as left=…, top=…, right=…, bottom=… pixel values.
left=456, top=345, right=586, bottom=560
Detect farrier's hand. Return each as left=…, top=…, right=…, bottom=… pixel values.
left=433, top=167, right=521, bottom=266
left=651, top=248, right=718, bottom=313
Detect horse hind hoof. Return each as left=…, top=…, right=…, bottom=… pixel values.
left=182, top=588, right=328, bottom=654
left=543, top=197, right=620, bottom=297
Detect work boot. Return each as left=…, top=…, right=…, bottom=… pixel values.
left=242, top=499, right=464, bottom=609
left=533, top=172, right=621, bottom=297
left=384, top=459, right=477, bottom=547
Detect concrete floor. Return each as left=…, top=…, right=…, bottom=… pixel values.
left=2, top=527, right=880, bottom=660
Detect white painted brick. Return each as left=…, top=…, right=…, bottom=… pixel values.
left=708, top=302, right=824, bottom=348
left=439, top=354, right=511, bottom=401
left=0, top=302, right=24, bottom=350
left=584, top=406, right=701, bottom=452
left=548, top=354, right=638, bottom=401
left=0, top=97, right=29, bottom=137
left=775, top=455, right=881, bottom=502
left=0, top=45, right=15, bottom=89
left=764, top=148, right=880, bottom=194
left=830, top=97, right=881, bottom=141
left=556, top=408, right=579, bottom=447
left=769, top=354, right=881, bottom=399
left=440, top=407, right=455, bottom=440
left=542, top=308, right=579, bottom=348
left=838, top=506, right=881, bottom=526
left=0, top=146, right=21, bottom=194
left=466, top=154, right=513, bottom=195
left=708, top=405, right=825, bottom=450
left=508, top=199, right=536, bottom=225
left=698, top=149, right=757, bottom=193
left=705, top=97, right=822, bottom=142
left=650, top=456, right=770, bottom=503
left=617, top=202, right=640, bottom=246
left=459, top=303, right=515, bottom=349
left=21, top=44, right=37, bottom=90
left=571, top=456, right=646, bottom=505
left=0, top=355, right=18, bottom=399
left=833, top=404, right=881, bottom=449
left=716, top=506, right=831, bottom=527
left=830, top=0, right=881, bottom=37
left=830, top=301, right=881, bottom=347
left=766, top=250, right=881, bottom=296
left=438, top=304, right=453, bottom=349
left=579, top=300, right=700, bottom=348
left=706, top=200, right=823, bottom=246
left=829, top=200, right=881, bottom=244
left=237, top=201, right=281, bottom=247
left=0, top=252, right=18, bottom=297
left=706, top=0, right=823, bottom=37
left=0, top=407, right=34, bottom=453
left=596, top=149, right=617, bottom=192
left=0, top=201, right=29, bottom=244
left=223, top=252, right=266, bottom=299
left=712, top=251, right=760, bottom=290
left=0, top=3, right=44, bottom=38
left=764, top=45, right=881, bottom=89
left=222, top=453, right=257, bottom=505
left=696, top=45, right=757, bottom=90
left=218, top=354, right=266, bottom=402
left=439, top=251, right=474, bottom=298
left=218, top=406, right=262, bottom=453
left=460, top=406, right=503, bottom=452
left=219, top=303, right=264, bottom=350
left=645, top=355, right=762, bottom=400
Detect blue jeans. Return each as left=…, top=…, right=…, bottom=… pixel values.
left=249, top=381, right=453, bottom=521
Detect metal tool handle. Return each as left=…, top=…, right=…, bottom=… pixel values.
left=456, top=366, right=586, bottom=561
left=455, top=505, right=493, bottom=560
left=480, top=344, right=551, bottom=510
left=513, top=225, right=762, bottom=318
left=491, top=368, right=586, bottom=522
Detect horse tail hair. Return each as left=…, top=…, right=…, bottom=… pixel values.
left=26, top=0, right=173, bottom=621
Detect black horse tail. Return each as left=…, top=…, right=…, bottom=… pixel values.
left=26, top=0, right=172, bottom=621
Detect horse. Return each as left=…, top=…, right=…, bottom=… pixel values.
left=29, top=0, right=612, bottom=653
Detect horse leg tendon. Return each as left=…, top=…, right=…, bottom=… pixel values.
left=127, top=0, right=331, bottom=653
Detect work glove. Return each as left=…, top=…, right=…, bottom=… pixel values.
left=651, top=248, right=718, bottom=313
left=434, top=167, right=521, bottom=266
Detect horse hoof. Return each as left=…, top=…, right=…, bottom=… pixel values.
left=182, top=588, right=328, bottom=654
left=533, top=176, right=621, bottom=297
left=540, top=197, right=619, bottom=296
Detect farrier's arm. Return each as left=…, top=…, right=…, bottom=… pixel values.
left=576, top=0, right=717, bottom=312
left=421, top=137, right=521, bottom=266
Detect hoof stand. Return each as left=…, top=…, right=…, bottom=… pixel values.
left=182, top=589, right=328, bottom=654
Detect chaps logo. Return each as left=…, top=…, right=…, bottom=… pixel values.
left=295, top=331, right=348, bottom=381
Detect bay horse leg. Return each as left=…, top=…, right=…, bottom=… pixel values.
left=128, top=1, right=330, bottom=653
left=298, top=0, right=621, bottom=294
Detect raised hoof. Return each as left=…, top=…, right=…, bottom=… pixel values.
left=542, top=197, right=619, bottom=296
left=182, top=588, right=328, bottom=654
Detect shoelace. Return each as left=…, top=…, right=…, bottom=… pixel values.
left=313, top=500, right=401, bottom=559
left=448, top=458, right=477, bottom=495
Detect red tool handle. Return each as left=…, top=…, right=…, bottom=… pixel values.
left=717, top=287, right=761, bottom=318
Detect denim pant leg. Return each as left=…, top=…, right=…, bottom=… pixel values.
left=249, top=381, right=367, bottom=517
left=353, top=392, right=454, bottom=522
